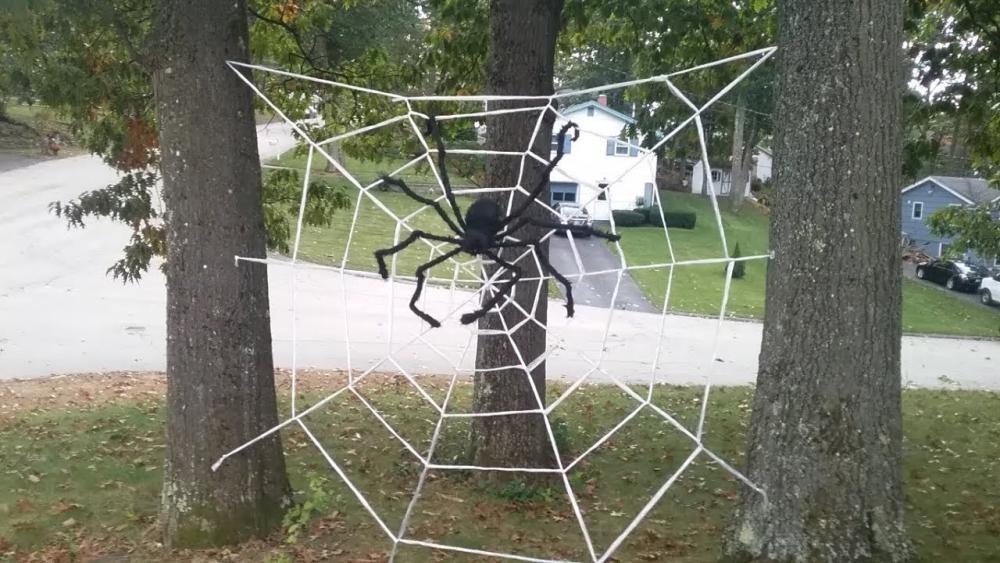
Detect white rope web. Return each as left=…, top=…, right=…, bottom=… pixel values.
left=214, top=46, right=776, bottom=562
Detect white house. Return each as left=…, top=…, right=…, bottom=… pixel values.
left=688, top=146, right=771, bottom=197
left=548, top=95, right=658, bottom=221
left=754, top=147, right=772, bottom=182
left=689, top=161, right=752, bottom=197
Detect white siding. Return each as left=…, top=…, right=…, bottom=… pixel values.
left=690, top=161, right=752, bottom=196
left=549, top=107, right=657, bottom=220
left=754, top=150, right=772, bottom=182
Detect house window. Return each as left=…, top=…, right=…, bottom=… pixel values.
left=614, top=140, right=630, bottom=156
left=551, top=134, right=571, bottom=154
left=587, top=107, right=595, bottom=116
left=597, top=182, right=608, bottom=201
left=912, top=201, right=924, bottom=220
left=550, top=182, right=578, bottom=206
left=711, top=170, right=722, bottom=182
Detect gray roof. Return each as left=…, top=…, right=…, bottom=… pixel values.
left=561, top=100, right=636, bottom=125
left=929, top=176, right=999, bottom=205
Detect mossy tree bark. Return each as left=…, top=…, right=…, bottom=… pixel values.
left=723, top=0, right=912, bottom=561
left=470, top=0, right=564, bottom=475
left=153, top=0, right=290, bottom=547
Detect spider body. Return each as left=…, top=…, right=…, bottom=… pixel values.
left=460, top=198, right=503, bottom=255
left=374, top=116, right=621, bottom=328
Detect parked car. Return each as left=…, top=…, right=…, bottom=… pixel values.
left=554, top=203, right=592, bottom=236
left=980, top=272, right=1000, bottom=306
left=915, top=259, right=990, bottom=292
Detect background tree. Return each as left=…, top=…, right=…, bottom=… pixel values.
left=724, top=0, right=912, bottom=560
left=151, top=0, right=291, bottom=546
left=927, top=202, right=1000, bottom=261
left=905, top=0, right=1000, bottom=259
left=469, top=0, right=563, bottom=473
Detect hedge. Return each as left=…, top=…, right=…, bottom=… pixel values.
left=644, top=208, right=697, bottom=229
left=612, top=210, right=646, bottom=227
left=615, top=208, right=697, bottom=229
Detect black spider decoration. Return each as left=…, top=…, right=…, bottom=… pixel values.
left=374, top=117, right=621, bottom=328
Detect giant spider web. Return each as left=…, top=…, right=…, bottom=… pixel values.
left=214, top=47, right=776, bottom=562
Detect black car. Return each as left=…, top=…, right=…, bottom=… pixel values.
left=915, top=259, right=989, bottom=292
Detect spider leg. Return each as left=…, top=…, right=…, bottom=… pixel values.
left=426, top=116, right=467, bottom=231
left=498, top=121, right=580, bottom=229
left=530, top=243, right=576, bottom=318
left=408, top=246, right=464, bottom=328
left=379, top=175, right=464, bottom=236
left=374, top=230, right=461, bottom=279
left=499, top=218, right=621, bottom=242
left=460, top=251, right=523, bottom=325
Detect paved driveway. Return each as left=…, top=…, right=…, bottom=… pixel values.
left=547, top=234, right=657, bottom=313
left=1, top=126, right=999, bottom=390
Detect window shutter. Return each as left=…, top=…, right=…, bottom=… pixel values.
left=629, top=139, right=639, bottom=157
left=606, top=139, right=615, bottom=155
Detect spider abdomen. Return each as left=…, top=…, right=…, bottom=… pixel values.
left=462, top=197, right=503, bottom=254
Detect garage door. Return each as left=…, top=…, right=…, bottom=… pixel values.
left=550, top=182, right=578, bottom=207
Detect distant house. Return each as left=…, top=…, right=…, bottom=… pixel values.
left=901, top=175, right=999, bottom=266
left=689, top=162, right=751, bottom=197
left=754, top=147, right=773, bottom=182
left=687, top=146, right=771, bottom=197
left=549, top=95, right=658, bottom=221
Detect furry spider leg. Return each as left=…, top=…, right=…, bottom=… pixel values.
left=374, top=230, right=462, bottom=279
left=531, top=244, right=577, bottom=317
left=491, top=240, right=578, bottom=317
left=497, top=121, right=580, bottom=229
left=460, top=250, right=523, bottom=325
left=499, top=217, right=621, bottom=243
left=425, top=116, right=467, bottom=231
left=378, top=175, right=464, bottom=236
left=408, top=246, right=465, bottom=328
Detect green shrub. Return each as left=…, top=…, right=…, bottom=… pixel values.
left=612, top=209, right=646, bottom=227
left=632, top=207, right=653, bottom=223
left=647, top=210, right=696, bottom=229
left=728, top=242, right=746, bottom=279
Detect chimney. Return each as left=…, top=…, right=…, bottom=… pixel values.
left=597, top=94, right=608, bottom=106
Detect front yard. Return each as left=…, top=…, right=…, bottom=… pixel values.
left=268, top=152, right=1000, bottom=338
left=1, top=373, right=998, bottom=561
left=618, top=191, right=1000, bottom=339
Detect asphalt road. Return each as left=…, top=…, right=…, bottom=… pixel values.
left=0, top=154, right=44, bottom=174
left=1, top=123, right=999, bottom=390
left=547, top=234, right=658, bottom=313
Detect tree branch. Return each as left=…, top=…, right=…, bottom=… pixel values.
left=247, top=5, right=347, bottom=81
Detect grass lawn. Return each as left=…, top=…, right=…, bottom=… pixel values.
left=618, top=191, right=1000, bottom=338
left=1, top=373, right=998, bottom=561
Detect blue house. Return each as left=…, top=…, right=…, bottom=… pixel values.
left=901, top=175, right=999, bottom=266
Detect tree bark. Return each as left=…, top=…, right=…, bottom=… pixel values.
left=723, top=0, right=912, bottom=561
left=470, top=0, right=563, bottom=475
left=154, top=0, right=290, bottom=547
left=728, top=95, right=747, bottom=209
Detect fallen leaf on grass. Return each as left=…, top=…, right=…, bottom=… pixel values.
left=51, top=501, right=82, bottom=514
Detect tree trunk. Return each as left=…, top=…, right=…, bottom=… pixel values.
left=728, top=95, right=747, bottom=209
left=723, top=0, right=912, bottom=561
left=154, top=0, right=290, bottom=547
left=470, top=0, right=563, bottom=475
left=324, top=141, right=343, bottom=173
